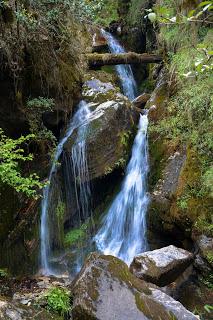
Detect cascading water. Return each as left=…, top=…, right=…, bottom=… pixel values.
left=101, top=29, right=137, bottom=100
left=95, top=31, right=149, bottom=265
left=71, top=116, right=92, bottom=223
left=63, top=105, right=93, bottom=273
left=40, top=101, right=91, bottom=275
left=95, top=114, right=149, bottom=265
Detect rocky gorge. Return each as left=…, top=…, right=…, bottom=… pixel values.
left=0, top=0, right=212, bottom=319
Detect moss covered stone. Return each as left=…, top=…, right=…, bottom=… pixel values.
left=64, top=75, right=138, bottom=180
left=71, top=253, right=197, bottom=320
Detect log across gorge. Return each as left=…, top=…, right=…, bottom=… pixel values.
left=86, top=52, right=162, bottom=68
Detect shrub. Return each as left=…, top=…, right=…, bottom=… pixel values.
left=0, top=129, right=45, bottom=198
left=43, top=287, right=71, bottom=316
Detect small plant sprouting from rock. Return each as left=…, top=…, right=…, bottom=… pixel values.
left=64, top=223, right=88, bottom=246
left=43, top=287, right=71, bottom=316
left=119, top=130, right=131, bottom=148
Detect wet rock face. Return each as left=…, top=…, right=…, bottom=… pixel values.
left=64, top=76, right=138, bottom=180
left=71, top=252, right=197, bottom=320
left=130, top=245, right=194, bottom=287
left=133, top=93, right=151, bottom=109
left=148, top=150, right=187, bottom=236
left=194, top=235, right=213, bottom=272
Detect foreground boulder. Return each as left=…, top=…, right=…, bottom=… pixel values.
left=0, top=297, right=59, bottom=320
left=71, top=252, right=197, bottom=320
left=130, top=245, right=194, bottom=287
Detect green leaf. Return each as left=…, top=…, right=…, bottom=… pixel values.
left=204, top=304, right=213, bottom=313
left=198, top=1, right=212, bottom=8
left=188, top=10, right=195, bottom=18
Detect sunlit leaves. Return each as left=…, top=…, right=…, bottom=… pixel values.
left=0, top=130, right=45, bottom=198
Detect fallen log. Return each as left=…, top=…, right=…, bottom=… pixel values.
left=86, top=52, right=162, bottom=68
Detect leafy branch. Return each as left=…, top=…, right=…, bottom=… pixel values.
left=0, top=129, right=46, bottom=198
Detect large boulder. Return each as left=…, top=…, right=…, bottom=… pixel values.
left=71, top=252, right=197, bottom=320
left=130, top=245, right=194, bottom=287
left=64, top=75, right=138, bottom=180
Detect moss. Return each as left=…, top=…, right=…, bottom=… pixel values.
left=206, top=252, right=213, bottom=265
left=105, top=256, right=152, bottom=296
left=135, top=292, right=147, bottom=313
left=149, top=139, right=167, bottom=189
left=64, top=223, right=88, bottom=247
left=194, top=216, right=213, bottom=237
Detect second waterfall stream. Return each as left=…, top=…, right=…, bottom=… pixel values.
left=94, top=30, right=149, bottom=265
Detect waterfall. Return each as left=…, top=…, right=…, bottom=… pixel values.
left=101, top=29, right=137, bottom=100
left=71, top=111, right=91, bottom=222
left=40, top=101, right=91, bottom=275
left=95, top=114, right=149, bottom=265
left=95, top=31, right=149, bottom=265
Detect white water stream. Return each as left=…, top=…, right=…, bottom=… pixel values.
left=40, top=101, right=91, bottom=275
left=95, top=114, right=149, bottom=264
left=101, top=29, right=137, bottom=100
left=95, top=31, right=149, bottom=264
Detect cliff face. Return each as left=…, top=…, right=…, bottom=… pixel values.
left=0, top=1, right=91, bottom=273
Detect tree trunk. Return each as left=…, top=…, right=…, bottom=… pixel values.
left=86, top=52, right=162, bottom=68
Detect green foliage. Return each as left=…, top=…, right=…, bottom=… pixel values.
left=204, top=304, right=213, bottom=313
left=43, top=287, right=71, bottom=316
left=0, top=268, right=8, bottom=278
left=206, top=252, right=213, bottom=264
left=15, top=5, right=38, bottom=30
left=64, top=223, right=88, bottom=246
left=27, top=97, right=54, bottom=110
left=151, top=75, right=213, bottom=155
left=0, top=129, right=45, bottom=198
left=194, top=217, right=213, bottom=237
left=149, top=1, right=213, bottom=237
left=119, top=130, right=131, bottom=148
left=202, top=167, right=213, bottom=198
left=127, top=0, right=146, bottom=27
left=30, top=0, right=118, bottom=26
left=201, top=273, right=213, bottom=290
left=26, top=97, right=56, bottom=144
left=153, top=0, right=213, bottom=25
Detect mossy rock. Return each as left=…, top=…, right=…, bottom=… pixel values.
left=71, top=252, right=197, bottom=320
left=64, top=77, right=138, bottom=180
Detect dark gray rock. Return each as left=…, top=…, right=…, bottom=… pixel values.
left=71, top=252, right=197, bottom=320
left=193, top=235, right=213, bottom=272
left=130, top=245, right=194, bottom=287
left=64, top=77, right=138, bottom=180
left=148, top=150, right=187, bottom=236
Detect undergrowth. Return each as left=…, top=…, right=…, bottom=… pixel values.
left=150, top=0, right=213, bottom=235
left=42, top=287, right=71, bottom=316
